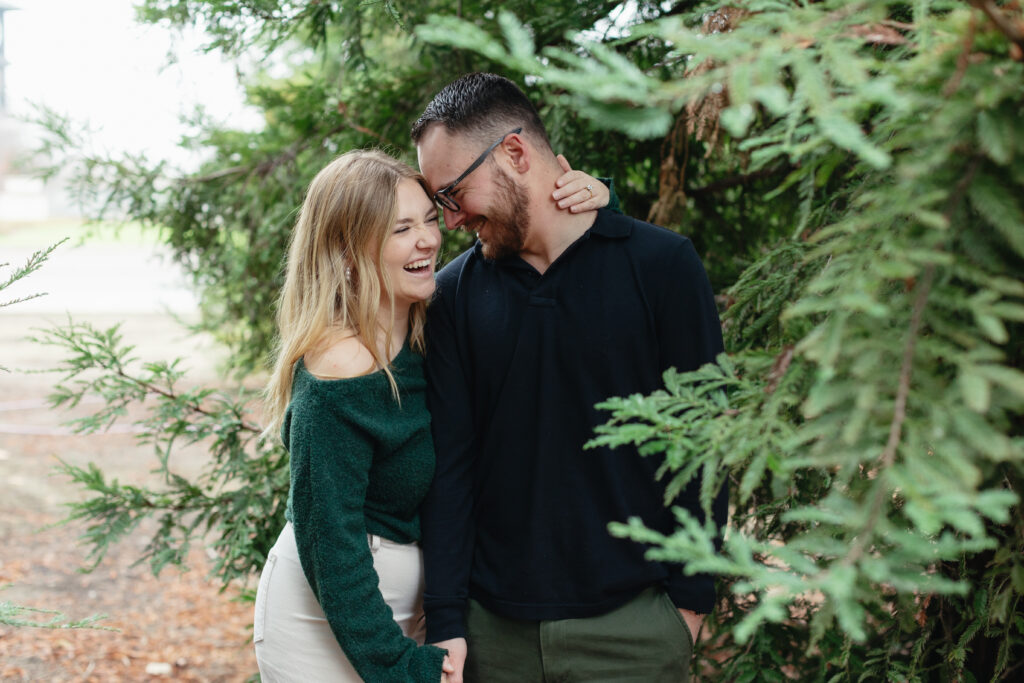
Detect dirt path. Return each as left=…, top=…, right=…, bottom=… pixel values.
left=2, top=226, right=256, bottom=681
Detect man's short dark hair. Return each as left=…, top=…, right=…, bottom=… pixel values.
left=411, top=73, right=552, bottom=152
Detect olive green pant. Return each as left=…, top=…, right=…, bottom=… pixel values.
left=464, top=587, right=694, bottom=683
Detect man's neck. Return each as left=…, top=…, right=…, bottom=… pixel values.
left=519, top=169, right=598, bottom=274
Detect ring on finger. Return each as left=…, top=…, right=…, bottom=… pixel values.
left=585, top=183, right=593, bottom=199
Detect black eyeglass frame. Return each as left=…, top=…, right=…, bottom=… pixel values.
left=433, top=127, right=523, bottom=213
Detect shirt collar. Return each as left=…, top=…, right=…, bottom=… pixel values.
left=588, top=209, right=633, bottom=239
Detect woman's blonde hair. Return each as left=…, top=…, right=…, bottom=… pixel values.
left=263, top=149, right=430, bottom=438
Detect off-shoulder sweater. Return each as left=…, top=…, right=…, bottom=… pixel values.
left=282, top=343, right=446, bottom=682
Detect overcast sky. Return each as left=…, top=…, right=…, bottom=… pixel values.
left=4, top=0, right=260, bottom=166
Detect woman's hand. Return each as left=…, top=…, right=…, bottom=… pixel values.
left=552, top=154, right=610, bottom=213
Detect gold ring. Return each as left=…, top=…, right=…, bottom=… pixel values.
left=585, top=183, right=593, bottom=199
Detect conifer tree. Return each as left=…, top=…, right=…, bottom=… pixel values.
left=32, top=1, right=1023, bottom=679
left=422, top=1, right=1024, bottom=678
left=2, top=242, right=108, bottom=630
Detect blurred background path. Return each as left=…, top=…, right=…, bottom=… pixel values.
left=1, top=220, right=254, bottom=681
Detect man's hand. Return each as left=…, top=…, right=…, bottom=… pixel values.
left=434, top=638, right=467, bottom=683
left=678, top=608, right=705, bottom=646
left=440, top=654, right=456, bottom=683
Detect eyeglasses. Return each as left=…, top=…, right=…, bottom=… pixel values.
left=433, top=127, right=522, bottom=213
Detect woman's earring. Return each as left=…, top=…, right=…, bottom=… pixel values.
left=345, top=266, right=352, bottom=281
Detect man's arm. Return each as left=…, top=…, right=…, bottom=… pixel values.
left=422, top=267, right=478, bottom=646
left=655, top=236, right=729, bottom=616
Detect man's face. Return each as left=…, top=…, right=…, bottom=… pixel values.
left=417, top=125, right=530, bottom=260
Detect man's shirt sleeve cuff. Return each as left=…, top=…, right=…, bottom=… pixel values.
left=666, top=574, right=717, bottom=615
left=425, top=605, right=467, bottom=644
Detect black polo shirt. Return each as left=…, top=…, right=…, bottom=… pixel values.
left=421, top=208, right=727, bottom=643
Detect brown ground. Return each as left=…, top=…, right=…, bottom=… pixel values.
left=1, top=299, right=257, bottom=680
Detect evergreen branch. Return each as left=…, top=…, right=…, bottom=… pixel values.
left=184, top=164, right=250, bottom=184
left=110, top=366, right=262, bottom=434
left=0, top=602, right=114, bottom=630
left=0, top=587, right=113, bottom=630
left=968, top=0, right=1024, bottom=47
left=248, top=1, right=289, bottom=22
left=885, top=264, right=935, bottom=470
left=843, top=262, right=936, bottom=568
left=943, top=11, right=976, bottom=97
left=0, top=240, right=67, bottom=307
left=37, top=320, right=263, bottom=435
left=252, top=124, right=347, bottom=180
left=765, top=345, right=795, bottom=395
left=0, top=293, right=48, bottom=310
left=182, top=122, right=351, bottom=186
left=343, top=118, right=393, bottom=146
left=842, top=153, right=984, bottom=568
left=687, top=167, right=788, bottom=196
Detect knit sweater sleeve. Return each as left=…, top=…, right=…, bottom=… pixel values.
left=287, top=383, right=446, bottom=682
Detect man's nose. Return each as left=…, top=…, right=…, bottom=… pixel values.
left=442, top=205, right=465, bottom=231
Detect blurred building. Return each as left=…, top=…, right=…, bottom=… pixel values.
left=1, top=1, right=75, bottom=222
left=0, top=2, right=10, bottom=112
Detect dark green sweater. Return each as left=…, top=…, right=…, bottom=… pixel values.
left=282, top=343, right=446, bottom=682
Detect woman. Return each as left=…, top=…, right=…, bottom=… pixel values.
left=253, top=149, right=607, bottom=682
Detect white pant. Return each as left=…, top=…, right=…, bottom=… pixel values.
left=253, top=522, right=426, bottom=682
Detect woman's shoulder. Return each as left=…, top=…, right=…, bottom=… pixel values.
left=287, top=334, right=382, bottom=435
left=303, top=333, right=377, bottom=381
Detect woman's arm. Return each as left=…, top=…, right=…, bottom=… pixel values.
left=288, top=385, right=447, bottom=682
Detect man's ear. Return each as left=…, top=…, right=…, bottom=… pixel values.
left=501, top=132, right=530, bottom=174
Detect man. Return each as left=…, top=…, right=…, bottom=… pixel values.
left=413, top=73, right=727, bottom=683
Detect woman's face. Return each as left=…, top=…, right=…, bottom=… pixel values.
left=380, top=178, right=442, bottom=309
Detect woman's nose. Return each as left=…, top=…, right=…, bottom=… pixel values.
left=418, top=222, right=441, bottom=247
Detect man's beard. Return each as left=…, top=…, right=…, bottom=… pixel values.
left=471, top=168, right=530, bottom=261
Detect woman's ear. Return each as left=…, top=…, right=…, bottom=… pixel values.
left=339, top=249, right=354, bottom=283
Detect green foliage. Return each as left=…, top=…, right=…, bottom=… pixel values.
left=435, top=0, right=1024, bottom=678
left=33, top=0, right=673, bottom=373
left=1, top=241, right=110, bottom=630
left=28, top=0, right=687, bottom=610
left=32, top=321, right=288, bottom=586
left=0, top=592, right=113, bottom=630
left=27, top=0, right=1024, bottom=680
left=0, top=240, right=65, bottom=311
